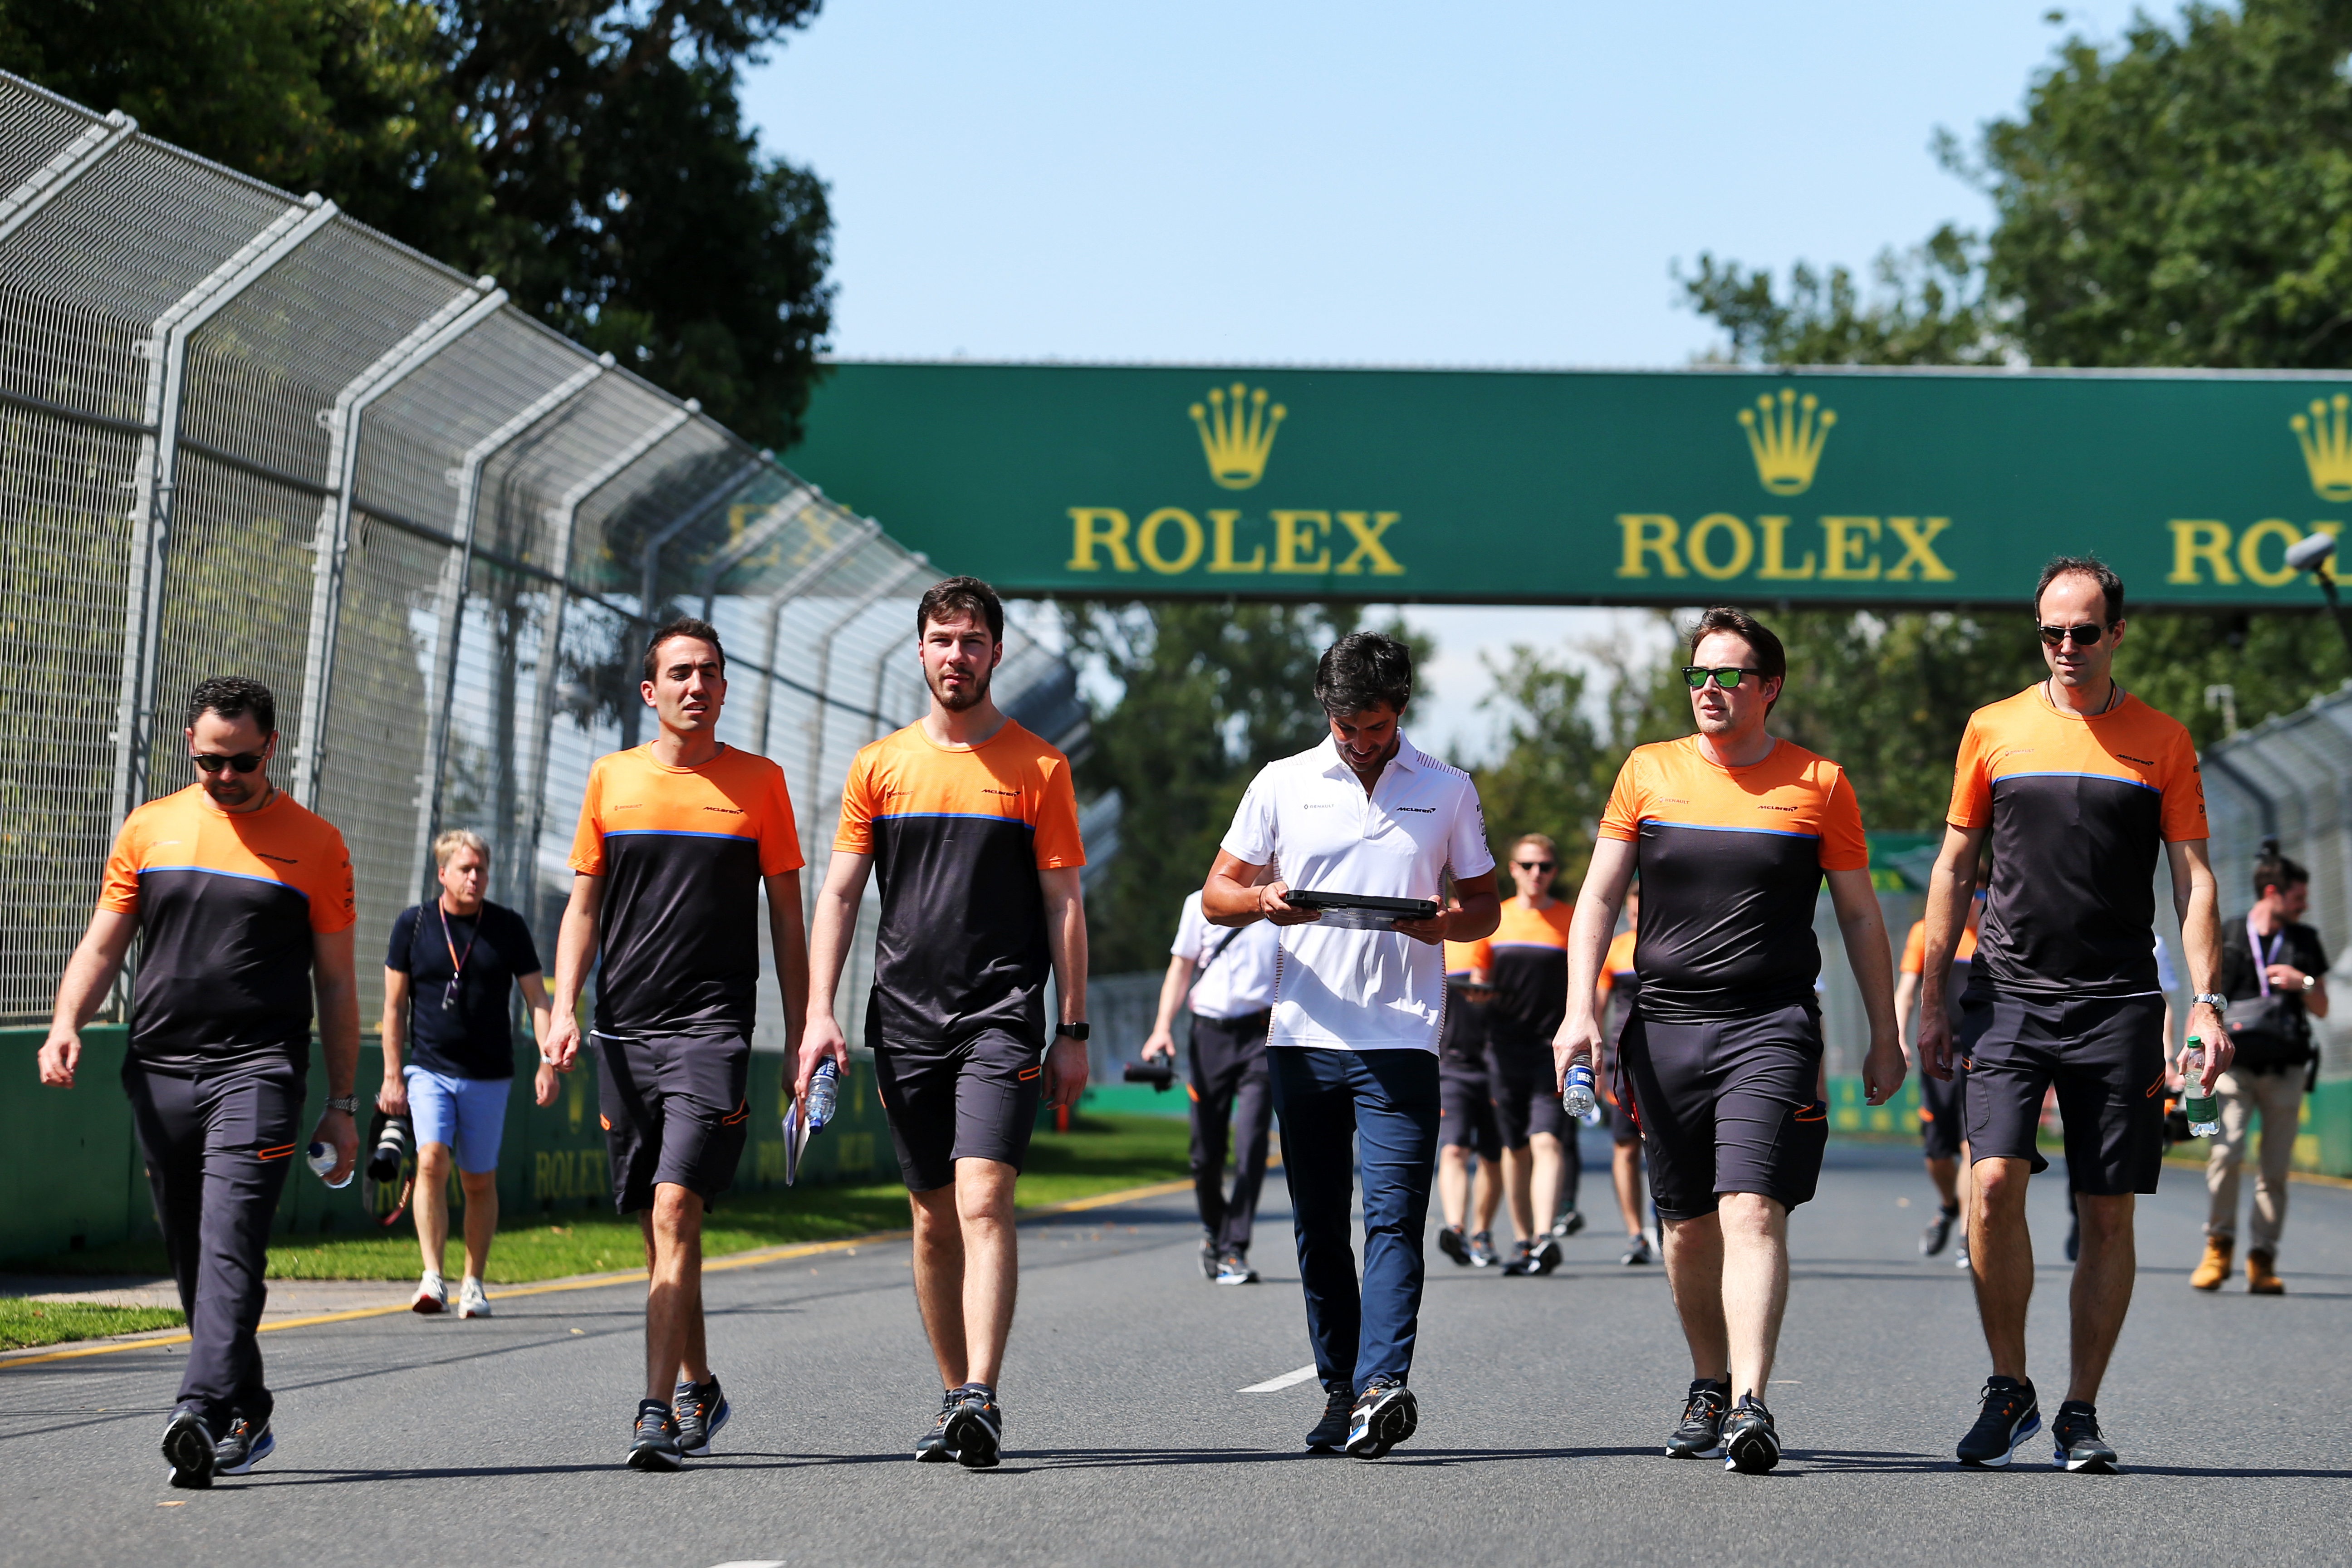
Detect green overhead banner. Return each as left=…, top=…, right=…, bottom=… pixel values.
left=788, top=361, right=2352, bottom=608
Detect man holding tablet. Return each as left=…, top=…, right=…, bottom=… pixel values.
left=1202, top=632, right=1499, bottom=1460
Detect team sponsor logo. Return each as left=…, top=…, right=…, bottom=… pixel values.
left=1738, top=389, right=1836, bottom=496
left=1189, top=382, right=1285, bottom=490
left=2162, top=397, right=2351, bottom=585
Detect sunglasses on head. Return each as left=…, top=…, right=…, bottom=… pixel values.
left=1515, top=859, right=1555, bottom=872
left=1681, top=666, right=1760, bottom=691
left=2036, top=621, right=2113, bottom=647
left=190, top=751, right=265, bottom=775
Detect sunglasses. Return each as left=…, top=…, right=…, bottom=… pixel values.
left=1681, top=666, right=1760, bottom=691
left=1515, top=860, right=1555, bottom=872
left=190, top=751, right=266, bottom=774
left=2036, top=622, right=2113, bottom=647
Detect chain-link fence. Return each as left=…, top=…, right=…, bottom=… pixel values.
left=0, top=70, right=1087, bottom=1054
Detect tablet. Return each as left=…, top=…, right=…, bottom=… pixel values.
left=1284, top=888, right=1441, bottom=930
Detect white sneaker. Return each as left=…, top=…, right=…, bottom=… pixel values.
left=458, top=1277, right=491, bottom=1318
left=412, top=1272, right=446, bottom=1314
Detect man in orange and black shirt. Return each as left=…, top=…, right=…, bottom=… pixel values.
left=1894, top=868, right=1984, bottom=1262
left=1465, top=832, right=1580, bottom=1273
left=1555, top=608, right=1903, bottom=1475
left=802, top=577, right=1090, bottom=1471
left=40, top=677, right=360, bottom=1488
left=1916, top=558, right=2223, bottom=1474
left=545, top=616, right=807, bottom=1471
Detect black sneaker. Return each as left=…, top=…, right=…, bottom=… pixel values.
left=1722, top=1395, right=1781, bottom=1473
left=1921, top=1203, right=1958, bottom=1257
left=1551, top=1208, right=1588, bottom=1238
left=1502, top=1237, right=1560, bottom=1276
left=1215, top=1251, right=1259, bottom=1285
left=1199, top=1238, right=1218, bottom=1280
left=1956, top=1376, right=2041, bottom=1468
left=1344, top=1377, right=1419, bottom=1459
left=673, top=1376, right=730, bottom=1457
left=162, top=1408, right=215, bottom=1490
left=1622, top=1233, right=1656, bottom=1266
left=915, top=1388, right=959, bottom=1462
left=1665, top=1378, right=1730, bottom=1459
left=212, top=1412, right=274, bottom=1476
left=627, top=1398, right=684, bottom=1471
left=2050, top=1400, right=2118, bottom=1473
left=1437, top=1225, right=1472, bottom=1266
left=1305, top=1384, right=1353, bottom=1452
left=943, top=1386, right=1003, bottom=1469
left=1468, top=1231, right=1499, bottom=1268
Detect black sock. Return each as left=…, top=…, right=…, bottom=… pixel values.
left=955, top=1380, right=994, bottom=1397
left=1941, top=1201, right=1961, bottom=1216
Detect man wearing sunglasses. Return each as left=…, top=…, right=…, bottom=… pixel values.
left=1554, top=608, right=1903, bottom=1474
left=1917, top=557, right=2222, bottom=1475
left=1467, top=832, right=1583, bottom=1274
left=39, top=676, right=359, bottom=1487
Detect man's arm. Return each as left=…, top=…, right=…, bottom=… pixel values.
left=545, top=873, right=602, bottom=1073
left=311, top=926, right=362, bottom=1184
left=1916, top=823, right=1985, bottom=1081
left=1554, top=836, right=1638, bottom=1084
left=1142, top=952, right=1195, bottom=1063
left=1040, top=865, right=1089, bottom=1108
left=1392, top=869, right=1501, bottom=947
left=798, top=849, right=873, bottom=1099
left=1825, top=866, right=1904, bottom=1107
left=2167, top=837, right=2229, bottom=1089
left=764, top=869, right=809, bottom=1093
left=1892, top=970, right=1920, bottom=1063
left=378, top=968, right=411, bottom=1115
left=38, top=908, right=137, bottom=1088
left=517, top=970, right=558, bottom=1107
left=1202, top=849, right=1323, bottom=928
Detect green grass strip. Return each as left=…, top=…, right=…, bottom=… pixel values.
left=0, top=1299, right=185, bottom=1351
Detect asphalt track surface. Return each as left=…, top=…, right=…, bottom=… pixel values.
left=9, top=1132, right=2351, bottom=1568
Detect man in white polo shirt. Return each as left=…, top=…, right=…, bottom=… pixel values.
left=1201, top=632, right=1500, bottom=1459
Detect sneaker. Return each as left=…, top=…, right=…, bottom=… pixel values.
left=1954, top=1239, right=1971, bottom=1270
left=1468, top=1230, right=1500, bottom=1268
left=1305, top=1384, right=1353, bottom=1452
left=1437, top=1225, right=1472, bottom=1267
left=627, top=1398, right=684, bottom=1471
left=1198, top=1238, right=1218, bottom=1281
left=915, top=1388, right=960, bottom=1462
left=1344, top=1376, right=1419, bottom=1459
left=1214, top=1252, right=1259, bottom=1285
left=943, top=1386, right=1003, bottom=1469
left=1528, top=1235, right=1562, bottom=1274
left=213, top=1413, right=274, bottom=1475
left=2050, top=1399, right=2118, bottom=1473
left=1665, top=1378, right=1730, bottom=1459
left=1956, top=1376, right=2041, bottom=1468
left=1921, top=1204, right=1958, bottom=1257
left=1622, top=1233, right=1656, bottom=1266
left=1551, top=1208, right=1588, bottom=1238
left=673, top=1376, right=730, bottom=1457
left=1722, top=1395, right=1781, bottom=1473
left=162, top=1408, right=215, bottom=1490
left=457, top=1276, right=491, bottom=1318
left=412, top=1271, right=446, bottom=1314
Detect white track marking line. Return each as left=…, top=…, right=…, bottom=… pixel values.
left=1239, top=1364, right=1321, bottom=1393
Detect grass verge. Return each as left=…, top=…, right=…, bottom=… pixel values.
left=0, top=1299, right=184, bottom=1351
left=8, top=1114, right=1193, bottom=1287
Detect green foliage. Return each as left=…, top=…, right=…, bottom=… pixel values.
left=1465, top=643, right=1622, bottom=885
left=1679, top=227, right=2004, bottom=368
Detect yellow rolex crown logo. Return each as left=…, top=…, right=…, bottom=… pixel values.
left=1738, top=387, right=1837, bottom=496
left=2291, top=394, right=2352, bottom=502
left=1189, top=382, right=1286, bottom=490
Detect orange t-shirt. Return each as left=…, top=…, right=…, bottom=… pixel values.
left=1898, top=918, right=1979, bottom=975
left=1458, top=896, right=1575, bottom=1044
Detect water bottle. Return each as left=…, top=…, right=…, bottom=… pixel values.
left=2182, top=1039, right=2221, bottom=1139
left=1561, top=1063, right=1597, bottom=1120
left=307, top=1141, right=353, bottom=1189
left=805, top=1059, right=839, bottom=1134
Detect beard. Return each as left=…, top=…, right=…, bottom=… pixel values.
left=928, top=661, right=992, bottom=713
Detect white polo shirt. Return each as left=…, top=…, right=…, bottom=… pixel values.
left=1219, top=732, right=1494, bottom=1052
left=1171, top=891, right=1279, bottom=1020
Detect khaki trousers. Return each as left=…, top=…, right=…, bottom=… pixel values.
left=2204, top=1067, right=2305, bottom=1257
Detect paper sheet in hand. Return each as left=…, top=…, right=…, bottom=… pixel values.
left=780, top=1102, right=804, bottom=1186
left=1283, top=889, right=1440, bottom=931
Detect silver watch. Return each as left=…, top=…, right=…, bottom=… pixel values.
left=2191, top=992, right=2229, bottom=1018
left=324, top=1093, right=360, bottom=1114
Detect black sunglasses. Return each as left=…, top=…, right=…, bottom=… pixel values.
left=1515, top=860, right=1555, bottom=872
left=2036, top=621, right=2113, bottom=647
left=1682, top=666, right=1760, bottom=691
left=190, top=751, right=266, bottom=775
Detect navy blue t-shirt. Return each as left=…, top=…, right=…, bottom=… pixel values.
left=386, top=900, right=541, bottom=1079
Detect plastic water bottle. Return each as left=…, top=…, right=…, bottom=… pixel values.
left=306, top=1141, right=353, bottom=1189
left=2182, top=1039, right=2221, bottom=1139
left=805, top=1059, right=839, bottom=1134
left=1561, top=1063, right=1597, bottom=1121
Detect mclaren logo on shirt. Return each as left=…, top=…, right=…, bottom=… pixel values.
left=703, top=805, right=745, bottom=815
left=256, top=851, right=298, bottom=865
left=1397, top=805, right=1436, bottom=813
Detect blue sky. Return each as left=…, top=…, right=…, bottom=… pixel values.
left=741, top=0, right=2143, bottom=755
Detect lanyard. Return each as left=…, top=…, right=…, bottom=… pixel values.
left=2248, top=912, right=2284, bottom=997
left=438, top=902, right=479, bottom=1011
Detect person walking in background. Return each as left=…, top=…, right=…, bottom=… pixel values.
left=1142, top=875, right=1280, bottom=1286
left=2193, top=840, right=2328, bottom=1295
left=1597, top=884, right=1655, bottom=1266
left=1435, top=942, right=1505, bottom=1269
left=543, top=616, right=808, bottom=1471
left=1472, top=833, right=1581, bottom=1275
left=39, top=677, right=360, bottom=1487
left=378, top=828, right=556, bottom=1319
left=1894, top=866, right=1987, bottom=1268
left=1202, top=631, right=1500, bottom=1459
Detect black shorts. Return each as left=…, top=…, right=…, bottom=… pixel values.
left=594, top=1031, right=750, bottom=1215
left=1487, top=1039, right=1568, bottom=1148
left=1604, top=1042, right=1641, bottom=1147
left=1621, top=1003, right=1828, bottom=1221
left=1918, top=1060, right=1968, bottom=1162
left=1960, top=989, right=2166, bottom=1196
left=1438, top=1062, right=1502, bottom=1161
left=872, top=1023, right=1043, bottom=1192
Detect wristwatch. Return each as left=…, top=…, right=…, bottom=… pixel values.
left=1055, top=1021, right=1091, bottom=1041
left=2303, top=973, right=2319, bottom=992
left=2191, top=992, right=2229, bottom=1018
left=324, top=1093, right=360, bottom=1114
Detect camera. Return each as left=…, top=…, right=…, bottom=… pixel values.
left=367, top=1110, right=412, bottom=1183
left=1122, top=1061, right=1176, bottom=1093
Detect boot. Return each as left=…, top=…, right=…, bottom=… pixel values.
left=2190, top=1237, right=2232, bottom=1291
left=2246, top=1248, right=2285, bottom=1295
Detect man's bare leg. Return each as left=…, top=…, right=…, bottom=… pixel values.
left=1968, top=1156, right=2034, bottom=1380
left=910, top=1158, right=1021, bottom=1388
left=1718, top=1192, right=1789, bottom=1401
left=1661, top=1211, right=1729, bottom=1382
left=1500, top=1144, right=1535, bottom=1243
left=459, top=1169, right=497, bottom=1281
left=1529, top=1131, right=1565, bottom=1234
left=1614, top=1142, right=1646, bottom=1238
left=1437, top=1144, right=1471, bottom=1230
left=414, top=1142, right=451, bottom=1276
left=2067, top=1192, right=2136, bottom=1404
left=1473, top=1155, right=1502, bottom=1235
left=1926, top=1155, right=1959, bottom=1210
left=640, top=1185, right=707, bottom=1401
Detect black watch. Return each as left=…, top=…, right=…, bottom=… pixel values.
left=1055, top=1021, right=1091, bottom=1041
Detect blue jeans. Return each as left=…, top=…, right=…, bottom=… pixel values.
left=1268, top=1046, right=1441, bottom=1394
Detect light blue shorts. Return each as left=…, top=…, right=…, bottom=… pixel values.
left=405, top=1067, right=513, bottom=1174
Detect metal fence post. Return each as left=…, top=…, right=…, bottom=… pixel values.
left=622, top=450, right=769, bottom=748
left=0, top=108, right=135, bottom=245
left=799, top=559, right=924, bottom=854
left=288, top=279, right=507, bottom=808
left=695, top=483, right=817, bottom=622
left=746, top=521, right=881, bottom=757
left=110, top=193, right=340, bottom=829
